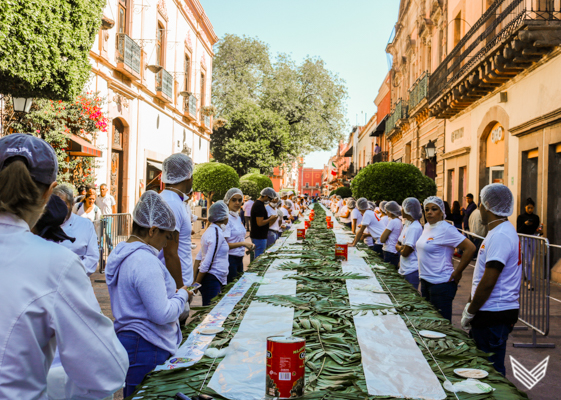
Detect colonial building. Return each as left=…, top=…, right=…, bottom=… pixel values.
left=89, top=0, right=217, bottom=212
left=297, top=167, right=323, bottom=197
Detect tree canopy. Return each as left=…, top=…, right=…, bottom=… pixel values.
left=211, top=34, right=348, bottom=172
left=0, top=0, right=105, bottom=100
left=192, top=162, right=240, bottom=203
left=240, top=173, right=274, bottom=199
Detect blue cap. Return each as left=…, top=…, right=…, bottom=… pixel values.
left=0, top=133, right=58, bottom=185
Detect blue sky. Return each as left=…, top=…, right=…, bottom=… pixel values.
left=201, top=0, right=399, bottom=169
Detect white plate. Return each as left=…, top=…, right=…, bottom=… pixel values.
left=419, top=330, right=447, bottom=339
left=454, top=368, right=489, bottom=379
left=199, top=327, right=224, bottom=335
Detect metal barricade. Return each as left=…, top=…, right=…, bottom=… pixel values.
left=98, top=213, right=133, bottom=273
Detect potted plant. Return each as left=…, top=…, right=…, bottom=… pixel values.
left=201, top=105, right=217, bottom=116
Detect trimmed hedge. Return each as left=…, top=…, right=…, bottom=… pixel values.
left=240, top=173, right=273, bottom=199
left=193, top=162, right=240, bottom=202
left=351, top=162, right=436, bottom=204
left=0, top=0, right=105, bottom=100
left=332, top=186, right=353, bottom=198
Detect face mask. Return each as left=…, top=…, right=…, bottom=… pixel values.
left=264, top=201, right=270, bottom=205
left=229, top=210, right=239, bottom=218
left=220, top=224, right=228, bottom=232
left=429, top=220, right=445, bottom=228
left=403, top=220, right=412, bottom=227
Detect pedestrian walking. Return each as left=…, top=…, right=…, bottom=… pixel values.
left=416, top=196, right=476, bottom=322
left=158, top=153, right=195, bottom=289
left=54, top=185, right=100, bottom=276
left=380, top=201, right=403, bottom=267
left=223, top=188, right=255, bottom=283
left=96, top=183, right=117, bottom=252
left=395, top=198, right=423, bottom=289
left=73, top=190, right=101, bottom=223
left=349, top=198, right=386, bottom=254
left=516, top=197, right=541, bottom=284
left=194, top=201, right=231, bottom=305
left=0, top=133, right=127, bottom=399
left=250, top=188, right=279, bottom=258
left=106, top=191, right=192, bottom=397
left=461, top=193, right=477, bottom=231
left=243, top=196, right=254, bottom=231
left=461, top=184, right=521, bottom=376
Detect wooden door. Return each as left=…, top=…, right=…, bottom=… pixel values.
left=111, top=120, right=125, bottom=213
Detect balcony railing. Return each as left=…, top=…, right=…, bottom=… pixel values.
left=116, top=33, right=141, bottom=78
left=385, top=99, right=408, bottom=134
left=409, top=72, right=429, bottom=111
left=429, top=0, right=561, bottom=117
left=155, top=68, right=173, bottom=101
left=372, top=151, right=389, bottom=164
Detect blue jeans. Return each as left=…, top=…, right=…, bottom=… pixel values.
left=420, top=279, right=458, bottom=322
left=344, top=222, right=352, bottom=228
left=227, top=255, right=244, bottom=283
left=403, top=270, right=420, bottom=290
left=267, top=230, right=279, bottom=248
left=470, top=324, right=513, bottom=376
left=252, top=238, right=267, bottom=258
left=198, top=273, right=222, bottom=306
left=383, top=251, right=400, bottom=267
left=117, top=331, right=171, bottom=397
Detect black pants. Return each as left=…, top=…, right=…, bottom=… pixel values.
left=420, top=279, right=458, bottom=322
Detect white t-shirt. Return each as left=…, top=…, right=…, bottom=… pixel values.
left=224, top=212, right=247, bottom=257
left=158, top=190, right=193, bottom=286
left=361, top=210, right=385, bottom=241
left=382, top=217, right=403, bottom=254
left=351, top=208, right=362, bottom=227
left=243, top=200, right=254, bottom=217
left=375, top=216, right=388, bottom=244
left=73, top=202, right=101, bottom=222
left=266, top=205, right=281, bottom=232
left=95, top=194, right=116, bottom=215
left=398, top=220, right=423, bottom=276
left=196, top=224, right=230, bottom=285
left=339, top=206, right=351, bottom=223
left=416, top=221, right=466, bottom=284
left=471, top=222, right=521, bottom=312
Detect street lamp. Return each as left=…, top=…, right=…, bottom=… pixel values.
left=425, top=140, right=436, bottom=159
left=12, top=97, right=33, bottom=113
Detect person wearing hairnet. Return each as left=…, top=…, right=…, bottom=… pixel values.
left=223, top=189, right=255, bottom=283
left=416, top=196, right=476, bottom=321
left=266, top=195, right=284, bottom=247
left=158, top=153, right=195, bottom=289
left=367, top=200, right=388, bottom=256
left=348, top=199, right=361, bottom=234
left=379, top=201, right=403, bottom=267
left=338, top=198, right=352, bottom=228
left=461, top=184, right=521, bottom=376
left=106, top=191, right=190, bottom=397
left=53, top=185, right=100, bottom=276
left=396, top=198, right=423, bottom=289
left=250, top=188, right=279, bottom=258
left=194, top=201, right=231, bottom=305
left=349, top=198, right=386, bottom=251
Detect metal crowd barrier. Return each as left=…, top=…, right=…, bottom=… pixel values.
left=97, top=213, right=133, bottom=274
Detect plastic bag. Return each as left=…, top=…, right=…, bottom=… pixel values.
left=443, top=379, right=494, bottom=394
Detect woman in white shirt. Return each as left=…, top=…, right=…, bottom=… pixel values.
left=339, top=198, right=352, bottom=228
left=266, top=196, right=284, bottom=246
left=380, top=201, right=403, bottom=267
left=416, top=196, right=476, bottom=321
left=370, top=201, right=388, bottom=256
left=396, top=198, right=423, bottom=289
left=0, top=134, right=127, bottom=400
left=73, top=190, right=101, bottom=222
left=349, top=199, right=361, bottom=234
left=54, top=185, right=100, bottom=276
left=223, top=188, right=255, bottom=283
left=194, top=201, right=230, bottom=305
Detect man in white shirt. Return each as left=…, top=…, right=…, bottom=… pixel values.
left=242, top=197, right=254, bottom=231
left=461, top=184, right=521, bottom=376
left=96, top=183, right=117, bottom=252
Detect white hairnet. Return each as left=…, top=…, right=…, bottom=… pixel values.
left=161, top=153, right=194, bottom=184
left=423, top=196, right=446, bottom=218
left=285, top=200, right=293, bottom=208
left=133, top=191, right=176, bottom=231
left=379, top=201, right=388, bottom=213
left=402, top=197, right=422, bottom=220
left=347, top=199, right=356, bottom=209
left=357, top=198, right=368, bottom=210
left=367, top=201, right=375, bottom=211
left=480, top=184, right=514, bottom=217
left=208, top=200, right=229, bottom=223
left=336, top=195, right=342, bottom=200
left=385, top=201, right=401, bottom=217
left=260, top=187, right=277, bottom=199
left=224, top=188, right=243, bottom=205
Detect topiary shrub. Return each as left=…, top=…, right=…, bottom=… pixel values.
left=193, top=162, right=240, bottom=203
left=240, top=173, right=274, bottom=199
left=240, top=180, right=259, bottom=200
left=351, top=162, right=436, bottom=204
left=0, top=0, right=105, bottom=100
left=333, top=186, right=353, bottom=198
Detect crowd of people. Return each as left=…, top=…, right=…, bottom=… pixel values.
left=323, top=183, right=522, bottom=376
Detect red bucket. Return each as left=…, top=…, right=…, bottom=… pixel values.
left=266, top=336, right=306, bottom=398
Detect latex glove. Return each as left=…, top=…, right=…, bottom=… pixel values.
left=461, top=303, right=475, bottom=330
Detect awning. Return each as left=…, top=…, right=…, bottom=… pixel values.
left=66, top=134, right=103, bottom=157
left=343, top=146, right=353, bottom=157
left=370, top=115, right=387, bottom=137
left=147, top=160, right=163, bottom=171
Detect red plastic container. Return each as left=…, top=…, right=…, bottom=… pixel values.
left=304, top=221, right=311, bottom=229
left=335, top=244, right=348, bottom=261
left=327, top=221, right=333, bottom=229
left=326, top=216, right=331, bottom=222
left=266, top=336, right=306, bottom=398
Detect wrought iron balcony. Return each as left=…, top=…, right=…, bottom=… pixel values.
left=385, top=99, right=409, bottom=136
left=372, top=151, right=389, bottom=164
left=155, top=68, right=173, bottom=101
left=409, top=72, right=429, bottom=113
left=429, top=0, right=561, bottom=118
left=116, top=33, right=141, bottom=79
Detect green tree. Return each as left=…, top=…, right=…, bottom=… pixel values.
left=192, top=162, right=240, bottom=203
left=210, top=102, right=291, bottom=175
left=240, top=173, right=273, bottom=199
left=240, top=180, right=259, bottom=200
left=0, top=0, right=105, bottom=100
left=333, top=186, right=353, bottom=198
left=351, top=162, right=437, bottom=204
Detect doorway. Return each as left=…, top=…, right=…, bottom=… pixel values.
left=548, top=144, right=561, bottom=267
left=520, top=150, right=538, bottom=214
left=111, top=119, right=126, bottom=213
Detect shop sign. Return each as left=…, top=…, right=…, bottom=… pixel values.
left=491, top=125, right=504, bottom=144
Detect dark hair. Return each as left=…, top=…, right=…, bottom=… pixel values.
left=0, top=159, right=49, bottom=219
left=452, top=201, right=461, bottom=214
left=526, top=197, right=535, bottom=206
left=466, top=193, right=474, bottom=199
left=132, top=221, right=151, bottom=237
left=444, top=201, right=452, bottom=218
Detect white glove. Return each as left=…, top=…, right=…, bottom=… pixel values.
left=461, top=303, right=475, bottom=330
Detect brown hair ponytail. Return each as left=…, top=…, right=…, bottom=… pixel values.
left=0, top=160, right=48, bottom=218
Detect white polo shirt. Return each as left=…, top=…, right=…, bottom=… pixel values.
left=224, top=212, right=247, bottom=257
left=382, top=217, right=403, bottom=254
left=398, top=220, right=423, bottom=276
left=362, top=210, right=386, bottom=240
left=471, top=221, right=521, bottom=311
